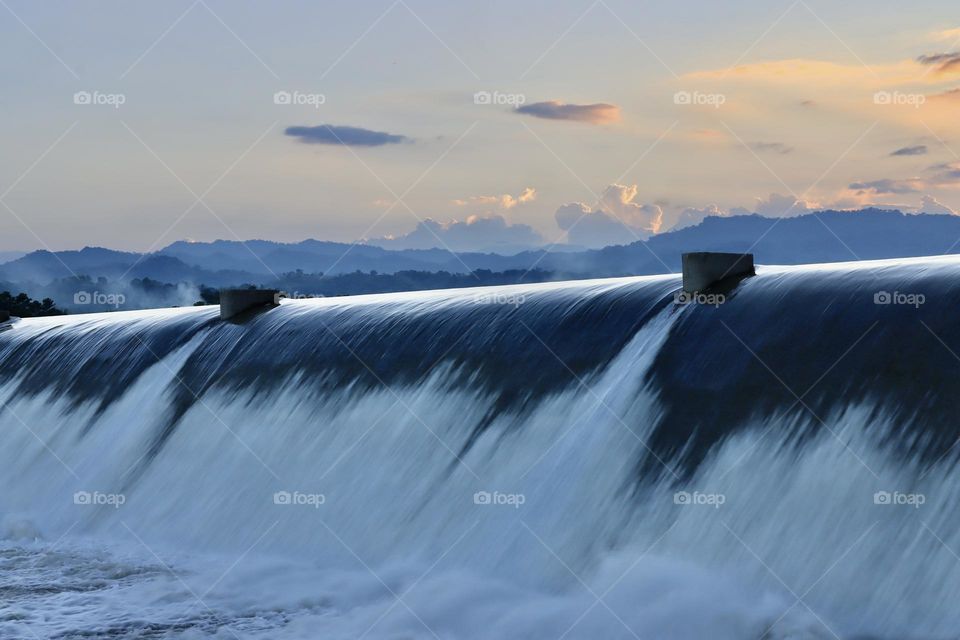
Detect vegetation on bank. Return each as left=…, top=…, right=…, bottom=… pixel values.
left=0, top=291, right=65, bottom=317
left=4, top=268, right=563, bottom=313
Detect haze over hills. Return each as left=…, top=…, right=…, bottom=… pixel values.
left=0, top=240, right=527, bottom=286
left=3, top=209, right=960, bottom=311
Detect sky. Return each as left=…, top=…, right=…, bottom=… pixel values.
left=1, top=0, right=959, bottom=253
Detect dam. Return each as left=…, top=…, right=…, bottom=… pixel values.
left=0, top=255, right=956, bottom=639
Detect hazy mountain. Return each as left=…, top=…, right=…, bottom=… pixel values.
left=0, top=247, right=141, bottom=284
left=0, top=251, right=25, bottom=265
left=159, top=239, right=494, bottom=275
left=525, top=209, right=960, bottom=276
left=3, top=210, right=960, bottom=295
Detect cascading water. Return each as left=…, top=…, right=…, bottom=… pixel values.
left=2, top=257, right=959, bottom=639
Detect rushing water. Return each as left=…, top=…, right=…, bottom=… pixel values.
left=1, top=258, right=959, bottom=639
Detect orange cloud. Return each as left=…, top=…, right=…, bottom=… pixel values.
left=932, top=28, right=960, bottom=42
left=453, top=187, right=537, bottom=210
left=917, top=52, right=960, bottom=75
left=686, top=58, right=921, bottom=87
left=930, top=88, right=960, bottom=101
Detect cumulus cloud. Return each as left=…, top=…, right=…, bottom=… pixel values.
left=752, top=193, right=818, bottom=217
left=670, top=204, right=729, bottom=230
left=749, top=141, right=793, bottom=155
left=919, top=195, right=957, bottom=215
left=916, top=52, right=960, bottom=74
left=369, top=215, right=543, bottom=253
left=555, top=203, right=649, bottom=248
left=554, top=184, right=662, bottom=248
left=505, top=187, right=537, bottom=208
left=515, top=101, right=621, bottom=124
left=664, top=190, right=956, bottom=226
left=453, top=187, right=536, bottom=210
left=890, top=145, right=928, bottom=156
left=668, top=195, right=818, bottom=229
left=284, top=125, right=409, bottom=146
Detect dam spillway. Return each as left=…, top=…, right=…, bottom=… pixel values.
left=0, top=256, right=958, bottom=639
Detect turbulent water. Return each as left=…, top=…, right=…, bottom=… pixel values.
left=2, top=257, right=960, bottom=639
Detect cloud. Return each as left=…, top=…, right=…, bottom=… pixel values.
left=599, top=184, right=663, bottom=232
left=931, top=88, right=960, bottom=101
left=916, top=52, right=960, bottom=75
left=890, top=145, right=928, bottom=156
left=752, top=193, right=818, bottom=217
left=369, top=215, right=543, bottom=253
left=919, top=194, right=957, bottom=215
left=668, top=191, right=956, bottom=224
left=686, top=128, right=727, bottom=144
left=849, top=163, right=960, bottom=195
left=687, top=58, right=918, bottom=86
left=749, top=141, right=793, bottom=155
left=515, top=101, right=621, bottom=124
left=554, top=184, right=662, bottom=248
left=453, top=187, right=536, bottom=210
left=928, top=161, right=960, bottom=184
left=284, top=125, right=409, bottom=146
left=506, top=187, right=537, bottom=208
left=555, top=203, right=648, bottom=248
left=685, top=56, right=960, bottom=90
left=849, top=178, right=924, bottom=194
left=932, top=28, right=960, bottom=42
left=670, top=204, right=729, bottom=230
left=667, top=195, right=815, bottom=228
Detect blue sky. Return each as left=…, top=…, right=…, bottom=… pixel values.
left=1, top=0, right=959, bottom=252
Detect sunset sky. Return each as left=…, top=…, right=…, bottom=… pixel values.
left=2, top=0, right=959, bottom=252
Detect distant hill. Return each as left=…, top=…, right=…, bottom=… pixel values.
left=3, top=210, right=960, bottom=307
left=0, top=251, right=26, bottom=265
left=159, top=239, right=518, bottom=276
left=526, top=209, right=960, bottom=275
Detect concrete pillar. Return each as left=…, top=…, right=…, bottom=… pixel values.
left=682, top=252, right=755, bottom=293
left=219, top=289, right=280, bottom=320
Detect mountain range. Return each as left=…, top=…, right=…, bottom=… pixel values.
left=3, top=209, right=960, bottom=310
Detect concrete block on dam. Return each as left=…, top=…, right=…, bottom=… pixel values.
left=219, top=289, right=280, bottom=321
left=682, top=252, right=755, bottom=293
